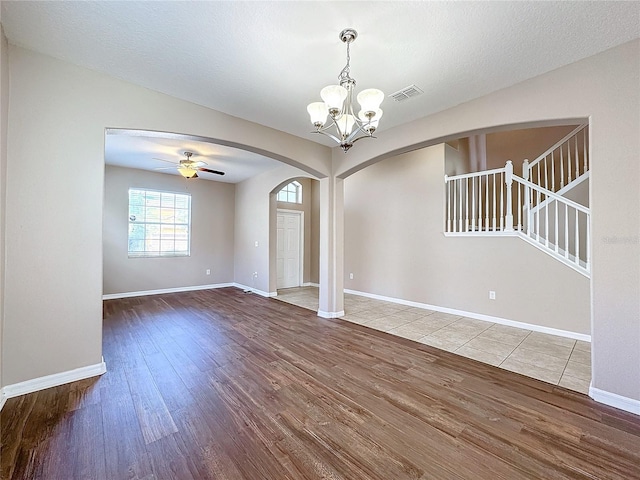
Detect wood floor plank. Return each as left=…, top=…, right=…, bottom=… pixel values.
left=125, top=361, right=179, bottom=445
left=6, top=386, right=71, bottom=480
left=3, top=287, right=640, bottom=479
left=0, top=395, right=37, bottom=480
left=171, top=405, right=242, bottom=480
left=68, top=403, right=107, bottom=480
left=100, top=367, right=155, bottom=480
left=66, top=376, right=102, bottom=412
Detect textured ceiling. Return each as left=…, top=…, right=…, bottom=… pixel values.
left=104, top=132, right=283, bottom=183
left=2, top=1, right=639, bottom=178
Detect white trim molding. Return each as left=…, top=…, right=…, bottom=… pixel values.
left=343, top=288, right=591, bottom=342
left=1, top=360, right=107, bottom=410
left=233, top=283, right=277, bottom=298
left=317, top=310, right=345, bottom=319
left=589, top=384, right=640, bottom=415
left=302, top=282, right=320, bottom=288
left=102, top=283, right=234, bottom=300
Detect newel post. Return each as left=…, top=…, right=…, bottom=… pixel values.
left=504, top=160, right=514, bottom=232
left=522, top=159, right=530, bottom=233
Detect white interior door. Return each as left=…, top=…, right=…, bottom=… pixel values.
left=277, top=211, right=302, bottom=289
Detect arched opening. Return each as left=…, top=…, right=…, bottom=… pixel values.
left=337, top=118, right=587, bottom=179
left=103, top=128, right=326, bottom=300
left=337, top=121, right=592, bottom=393
left=269, top=177, right=321, bottom=310
left=107, top=128, right=328, bottom=179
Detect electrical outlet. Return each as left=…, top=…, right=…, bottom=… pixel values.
left=253, top=272, right=258, bottom=278
left=254, top=241, right=259, bottom=247
left=206, top=269, right=211, bottom=275
left=489, top=290, right=496, bottom=300
left=349, top=273, right=354, bottom=280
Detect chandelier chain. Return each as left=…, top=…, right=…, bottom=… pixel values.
left=338, top=41, right=352, bottom=84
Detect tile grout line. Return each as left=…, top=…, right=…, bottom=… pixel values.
left=455, top=323, right=496, bottom=353
left=559, top=342, right=578, bottom=383
left=497, top=331, right=532, bottom=369
left=414, top=316, right=465, bottom=341
left=279, top=288, right=590, bottom=390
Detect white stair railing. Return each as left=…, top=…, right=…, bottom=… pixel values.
left=444, top=163, right=510, bottom=234
left=523, top=124, right=589, bottom=192
left=514, top=176, right=590, bottom=274
left=445, top=160, right=590, bottom=277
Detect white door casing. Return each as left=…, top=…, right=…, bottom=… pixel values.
left=276, top=210, right=303, bottom=289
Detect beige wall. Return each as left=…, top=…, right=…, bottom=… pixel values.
left=445, top=126, right=579, bottom=177
left=344, top=144, right=590, bottom=334
left=565, top=176, right=589, bottom=207
left=3, top=45, right=330, bottom=386
left=0, top=26, right=8, bottom=389
left=234, top=164, right=316, bottom=295
left=337, top=40, right=640, bottom=402
left=485, top=125, right=577, bottom=173
left=103, top=166, right=235, bottom=295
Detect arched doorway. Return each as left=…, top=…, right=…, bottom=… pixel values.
left=337, top=122, right=591, bottom=394
left=270, top=177, right=321, bottom=311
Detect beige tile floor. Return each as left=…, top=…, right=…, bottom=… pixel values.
left=275, top=286, right=591, bottom=394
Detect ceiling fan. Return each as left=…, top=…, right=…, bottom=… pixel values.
left=153, top=151, right=225, bottom=179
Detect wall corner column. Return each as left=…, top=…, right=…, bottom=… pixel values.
left=318, top=176, right=344, bottom=318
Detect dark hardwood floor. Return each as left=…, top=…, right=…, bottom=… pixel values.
left=2, top=287, right=639, bottom=479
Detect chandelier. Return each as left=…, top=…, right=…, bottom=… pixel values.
left=307, top=28, right=384, bottom=152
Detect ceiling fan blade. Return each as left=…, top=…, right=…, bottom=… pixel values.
left=198, top=168, right=225, bottom=176
left=152, top=157, right=178, bottom=164
left=154, top=166, right=176, bottom=170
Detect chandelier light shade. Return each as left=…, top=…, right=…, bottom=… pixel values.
left=307, top=102, right=329, bottom=127
left=357, top=89, right=385, bottom=115
left=307, top=28, right=384, bottom=152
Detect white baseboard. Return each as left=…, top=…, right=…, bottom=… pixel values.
left=590, top=384, right=640, bottom=415
left=0, top=359, right=107, bottom=410
left=103, top=283, right=235, bottom=300
left=317, top=309, right=345, bottom=319
left=302, top=282, right=320, bottom=288
left=233, top=283, right=277, bottom=298
left=343, top=288, right=591, bottom=342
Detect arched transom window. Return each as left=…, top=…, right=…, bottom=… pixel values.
left=277, top=181, right=302, bottom=204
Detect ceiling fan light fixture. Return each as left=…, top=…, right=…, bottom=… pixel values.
left=307, top=28, right=384, bottom=153
left=178, top=167, right=197, bottom=179
left=153, top=150, right=223, bottom=179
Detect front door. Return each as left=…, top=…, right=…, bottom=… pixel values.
left=277, top=211, right=302, bottom=289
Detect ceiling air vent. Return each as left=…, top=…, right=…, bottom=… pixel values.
left=389, top=84, right=424, bottom=102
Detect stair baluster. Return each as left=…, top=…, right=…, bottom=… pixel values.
left=444, top=154, right=590, bottom=277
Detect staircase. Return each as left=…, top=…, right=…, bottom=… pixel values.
left=444, top=124, right=590, bottom=277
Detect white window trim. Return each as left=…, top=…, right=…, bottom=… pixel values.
left=127, top=188, right=192, bottom=258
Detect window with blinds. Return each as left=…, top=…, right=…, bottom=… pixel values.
left=127, top=189, right=191, bottom=257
